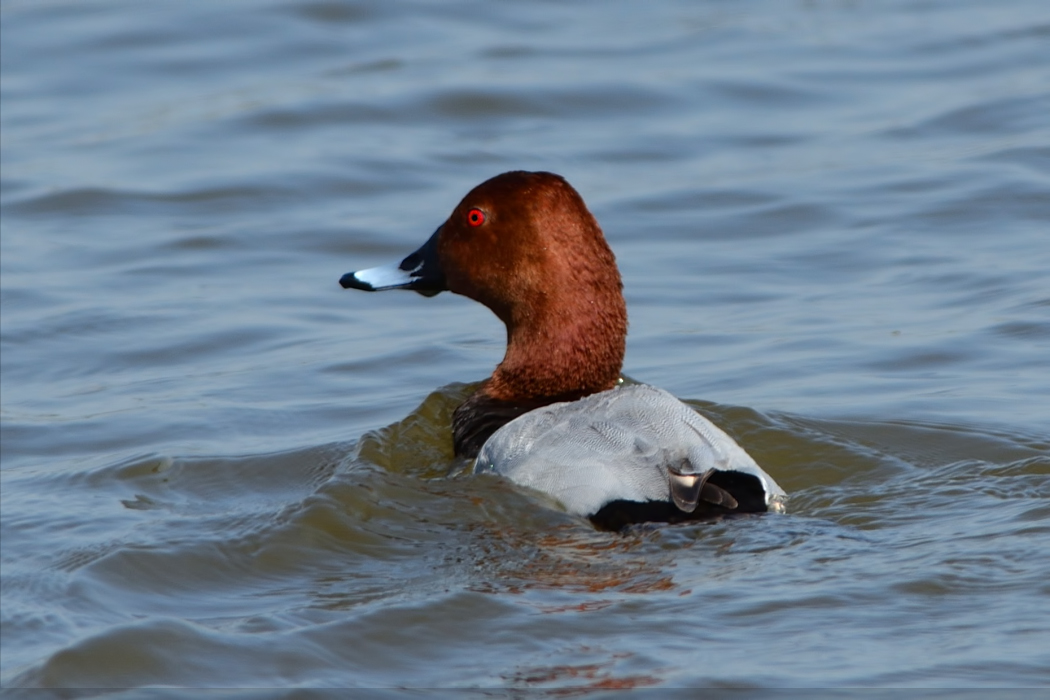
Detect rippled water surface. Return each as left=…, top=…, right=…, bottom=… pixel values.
left=2, top=0, right=1049, bottom=693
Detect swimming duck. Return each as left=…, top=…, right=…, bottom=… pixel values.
left=341, top=171, right=785, bottom=530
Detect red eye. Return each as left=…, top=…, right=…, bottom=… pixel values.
left=467, top=208, right=485, bottom=227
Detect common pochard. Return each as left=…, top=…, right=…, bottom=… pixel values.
left=341, top=171, right=785, bottom=530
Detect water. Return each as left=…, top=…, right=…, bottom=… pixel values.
left=2, top=0, right=1049, bottom=693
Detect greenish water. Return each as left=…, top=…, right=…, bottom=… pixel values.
left=2, top=0, right=1049, bottom=693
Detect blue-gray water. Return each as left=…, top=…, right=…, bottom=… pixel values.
left=2, top=0, right=1049, bottom=694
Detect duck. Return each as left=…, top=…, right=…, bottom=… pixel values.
left=340, top=171, right=785, bottom=530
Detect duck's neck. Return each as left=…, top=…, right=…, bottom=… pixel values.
left=487, top=295, right=626, bottom=402
left=451, top=296, right=625, bottom=458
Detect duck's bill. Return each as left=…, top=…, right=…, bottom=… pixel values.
left=340, top=225, right=447, bottom=297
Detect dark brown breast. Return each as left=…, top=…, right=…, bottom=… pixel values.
left=452, top=389, right=591, bottom=458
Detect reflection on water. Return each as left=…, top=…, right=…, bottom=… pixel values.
left=5, top=385, right=1048, bottom=689
left=3, top=0, right=1050, bottom=692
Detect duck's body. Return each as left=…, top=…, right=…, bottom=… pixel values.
left=341, top=171, right=785, bottom=529
left=476, top=384, right=785, bottom=530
